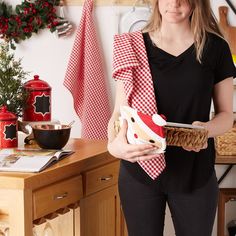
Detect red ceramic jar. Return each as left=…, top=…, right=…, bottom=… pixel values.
left=0, top=106, right=18, bottom=148
left=23, top=75, right=51, bottom=122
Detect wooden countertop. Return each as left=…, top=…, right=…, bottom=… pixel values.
left=0, top=138, right=116, bottom=190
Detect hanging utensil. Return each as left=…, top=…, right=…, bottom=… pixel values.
left=68, top=120, right=75, bottom=127
left=55, top=0, right=73, bottom=38
left=118, top=0, right=151, bottom=34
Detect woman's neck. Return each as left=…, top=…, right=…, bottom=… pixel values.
left=158, top=21, right=193, bottom=42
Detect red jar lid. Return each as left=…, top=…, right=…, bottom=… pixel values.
left=0, top=106, right=17, bottom=121
left=24, top=75, right=51, bottom=91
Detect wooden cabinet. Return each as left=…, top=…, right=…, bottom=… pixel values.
left=0, top=139, right=126, bottom=236
left=33, top=175, right=83, bottom=220
left=80, top=185, right=120, bottom=236
left=79, top=161, right=120, bottom=236
left=84, top=161, right=119, bottom=196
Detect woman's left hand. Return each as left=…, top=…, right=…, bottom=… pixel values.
left=182, top=121, right=208, bottom=152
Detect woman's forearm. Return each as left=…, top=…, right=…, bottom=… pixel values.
left=206, top=77, right=234, bottom=138
left=206, top=111, right=234, bottom=138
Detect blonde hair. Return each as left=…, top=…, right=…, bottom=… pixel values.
left=143, top=0, right=223, bottom=62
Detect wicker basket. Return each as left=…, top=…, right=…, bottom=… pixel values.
left=214, top=121, right=236, bottom=155
left=166, top=126, right=208, bottom=148
left=114, top=121, right=208, bottom=148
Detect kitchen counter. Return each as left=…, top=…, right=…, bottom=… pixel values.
left=0, top=139, right=112, bottom=189
left=0, top=138, right=125, bottom=236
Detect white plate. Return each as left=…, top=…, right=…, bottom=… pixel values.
left=118, top=7, right=151, bottom=34
left=166, top=122, right=205, bottom=129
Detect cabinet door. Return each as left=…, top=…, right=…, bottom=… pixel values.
left=80, top=185, right=121, bottom=236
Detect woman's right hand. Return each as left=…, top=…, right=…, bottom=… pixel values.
left=107, top=120, right=160, bottom=163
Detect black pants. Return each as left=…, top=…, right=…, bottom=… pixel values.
left=118, top=162, right=219, bottom=236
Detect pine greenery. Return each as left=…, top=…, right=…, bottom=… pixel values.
left=0, top=0, right=61, bottom=49
left=0, top=42, right=28, bottom=116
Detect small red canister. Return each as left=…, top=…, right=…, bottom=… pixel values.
left=0, top=106, right=18, bottom=148
left=23, top=75, right=51, bottom=122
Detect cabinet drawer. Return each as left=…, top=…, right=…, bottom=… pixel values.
left=84, top=161, right=119, bottom=195
left=33, top=175, right=83, bottom=220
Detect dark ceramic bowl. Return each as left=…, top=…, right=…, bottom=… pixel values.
left=32, top=124, right=71, bottom=149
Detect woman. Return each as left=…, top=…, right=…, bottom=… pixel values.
left=108, top=0, right=236, bottom=235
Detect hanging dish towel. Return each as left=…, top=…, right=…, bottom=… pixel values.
left=112, top=31, right=166, bottom=179
left=64, top=0, right=111, bottom=139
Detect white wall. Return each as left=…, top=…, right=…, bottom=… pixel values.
left=5, top=0, right=236, bottom=235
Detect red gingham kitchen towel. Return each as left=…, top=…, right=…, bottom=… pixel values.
left=112, top=31, right=165, bottom=179
left=64, top=0, right=111, bottom=139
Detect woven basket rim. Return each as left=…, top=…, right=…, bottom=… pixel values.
left=214, top=125, right=236, bottom=156
left=165, top=126, right=207, bottom=132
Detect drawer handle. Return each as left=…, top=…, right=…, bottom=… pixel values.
left=99, top=175, right=113, bottom=181
left=53, top=192, right=68, bottom=200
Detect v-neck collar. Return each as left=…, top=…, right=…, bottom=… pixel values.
left=156, top=43, right=194, bottom=59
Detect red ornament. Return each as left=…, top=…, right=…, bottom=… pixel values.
left=23, top=75, right=51, bottom=122
left=0, top=106, right=18, bottom=148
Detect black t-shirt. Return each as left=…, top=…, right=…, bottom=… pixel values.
left=139, top=32, right=236, bottom=192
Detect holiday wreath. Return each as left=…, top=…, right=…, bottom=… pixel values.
left=0, top=0, right=62, bottom=49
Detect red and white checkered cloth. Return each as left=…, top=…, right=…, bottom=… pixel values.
left=64, top=0, right=111, bottom=139
left=112, top=31, right=165, bottom=179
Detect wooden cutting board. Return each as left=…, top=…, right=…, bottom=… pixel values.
left=218, top=6, right=236, bottom=55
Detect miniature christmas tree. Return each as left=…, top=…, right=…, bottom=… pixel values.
left=0, top=42, right=28, bottom=116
